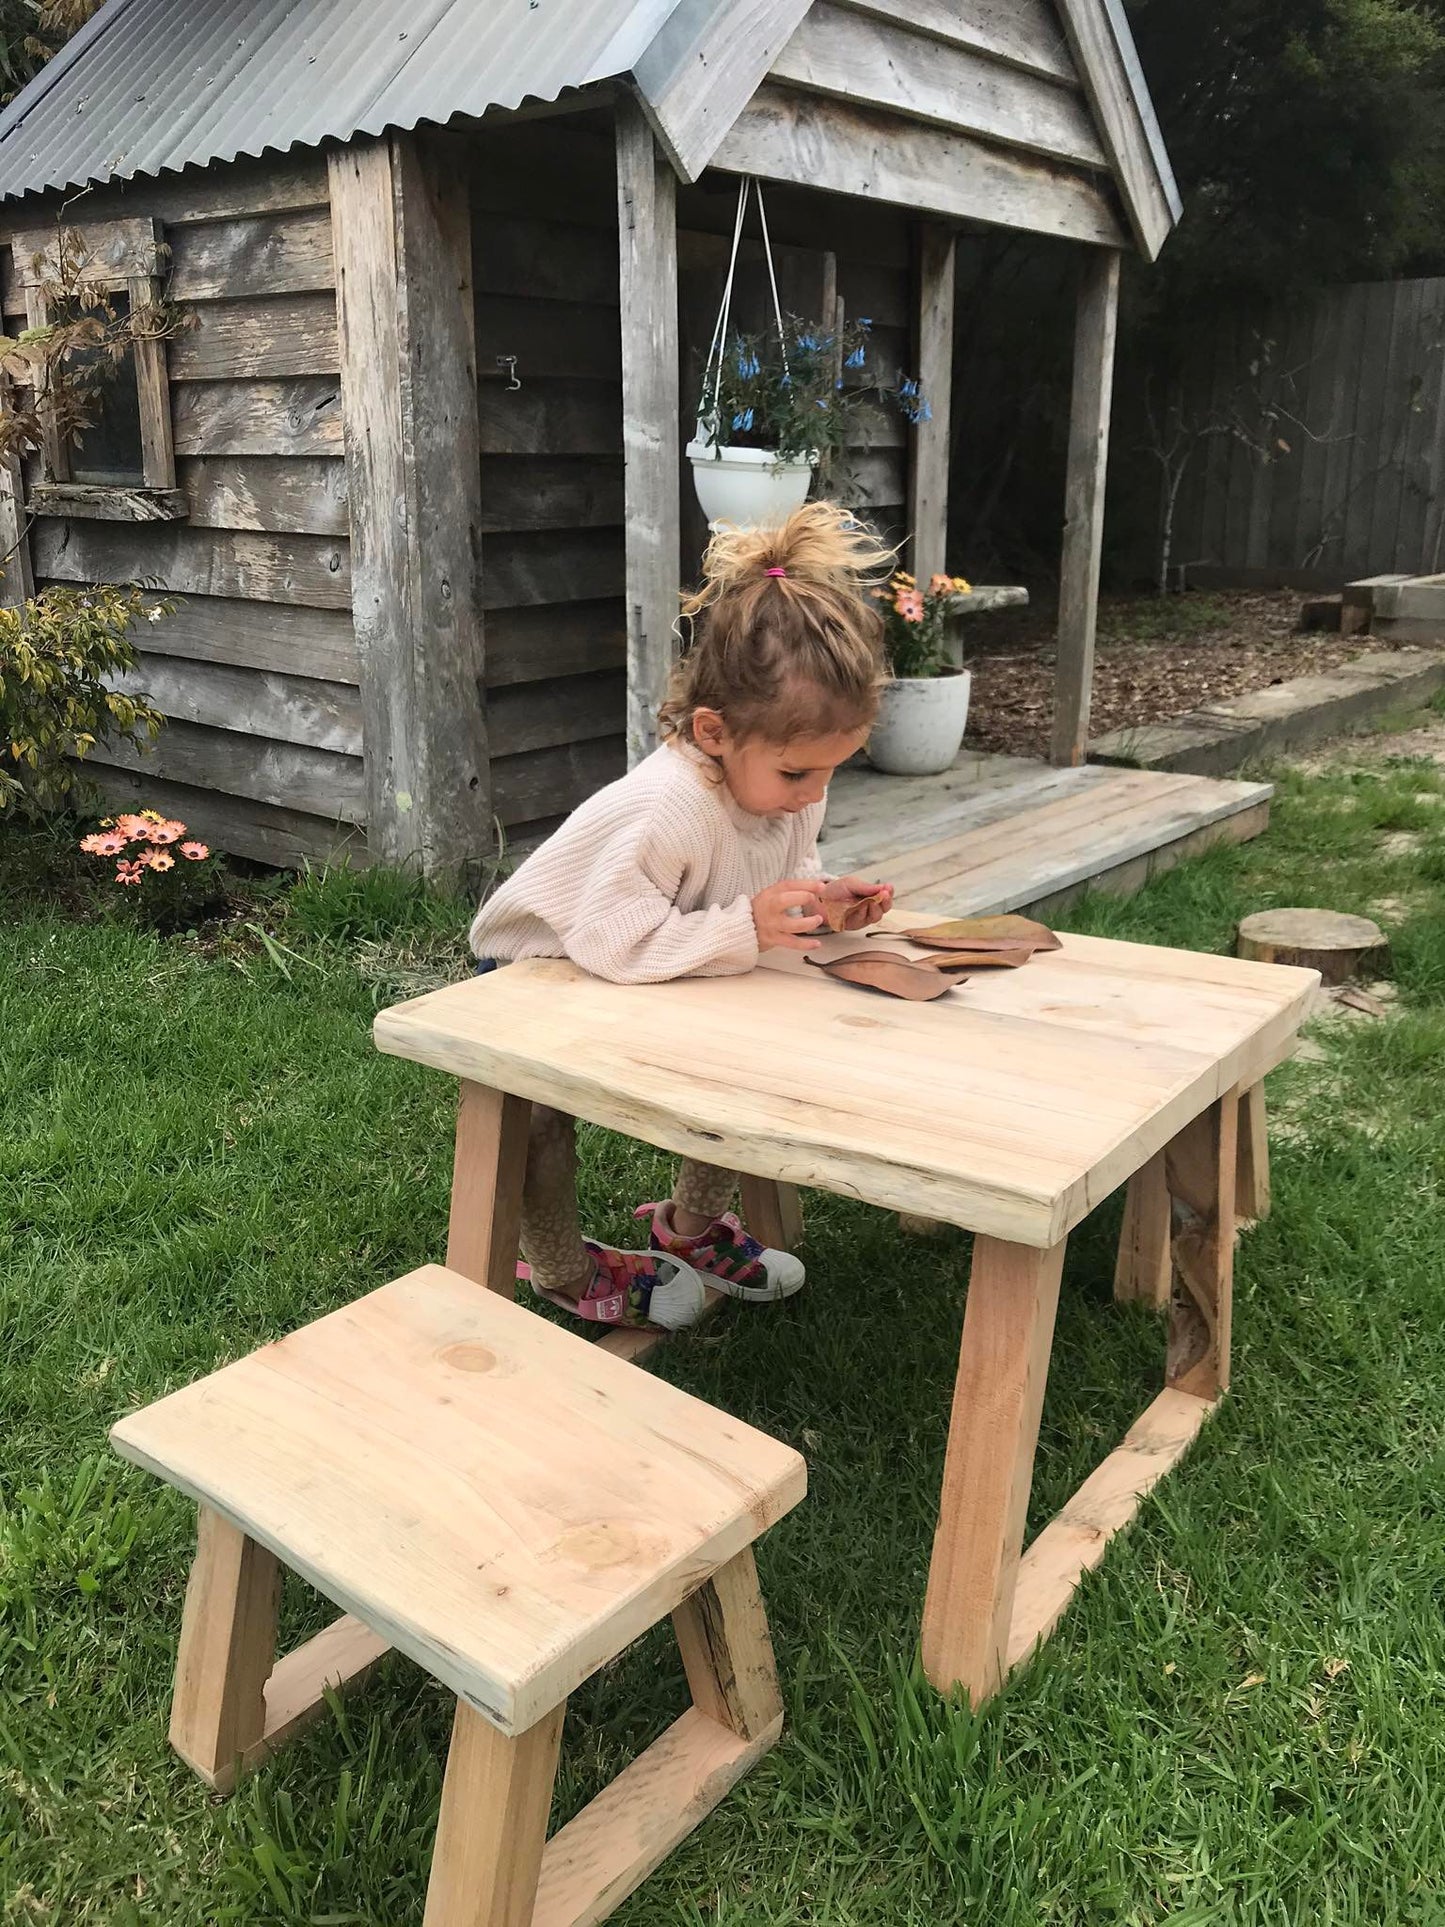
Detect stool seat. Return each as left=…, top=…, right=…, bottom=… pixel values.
left=112, top=1264, right=805, bottom=1737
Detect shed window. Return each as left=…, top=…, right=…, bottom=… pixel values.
left=58, top=291, right=147, bottom=488
left=17, top=214, right=184, bottom=521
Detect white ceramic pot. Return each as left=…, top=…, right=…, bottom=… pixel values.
left=686, top=437, right=816, bottom=528
left=867, top=669, right=972, bottom=776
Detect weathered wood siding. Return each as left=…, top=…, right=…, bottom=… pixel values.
left=2, top=154, right=363, bottom=868
left=716, top=0, right=1125, bottom=249
left=468, top=122, right=628, bottom=845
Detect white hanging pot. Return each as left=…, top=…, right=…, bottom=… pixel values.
left=686, top=436, right=816, bottom=529
left=867, top=669, right=972, bottom=776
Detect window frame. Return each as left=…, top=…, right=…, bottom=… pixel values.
left=18, top=214, right=186, bottom=523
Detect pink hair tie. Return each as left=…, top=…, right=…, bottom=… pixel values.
left=765, top=566, right=787, bottom=577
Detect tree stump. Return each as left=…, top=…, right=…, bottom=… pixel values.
left=1236, top=909, right=1388, bottom=985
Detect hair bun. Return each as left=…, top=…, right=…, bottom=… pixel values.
left=686, top=500, right=895, bottom=617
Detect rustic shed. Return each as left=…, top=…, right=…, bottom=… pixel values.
left=0, top=0, right=1179, bottom=874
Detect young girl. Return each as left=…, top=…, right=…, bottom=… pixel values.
left=468, top=501, right=895, bottom=1331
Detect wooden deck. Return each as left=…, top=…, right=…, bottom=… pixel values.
left=821, top=751, right=1272, bottom=916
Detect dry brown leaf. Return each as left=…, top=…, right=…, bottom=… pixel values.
left=806, top=951, right=955, bottom=1001
left=915, top=947, right=1033, bottom=971
left=819, top=888, right=889, bottom=933
left=881, top=915, right=1061, bottom=954
left=1322, top=1657, right=1350, bottom=1680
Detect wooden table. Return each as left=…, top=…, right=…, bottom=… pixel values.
left=374, top=919, right=1317, bottom=1706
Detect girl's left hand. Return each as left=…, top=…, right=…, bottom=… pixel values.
left=822, top=875, right=894, bottom=926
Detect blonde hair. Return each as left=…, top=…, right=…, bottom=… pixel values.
left=658, top=501, right=894, bottom=747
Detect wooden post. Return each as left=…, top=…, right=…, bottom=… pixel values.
left=0, top=374, right=33, bottom=609
left=1050, top=247, right=1121, bottom=767
left=921, top=1234, right=1067, bottom=1702
left=1165, top=1094, right=1237, bottom=1400
left=1113, top=1150, right=1171, bottom=1308
left=168, top=1507, right=280, bottom=1794
left=672, top=1546, right=783, bottom=1745
left=424, top=1700, right=564, bottom=1927
left=616, top=96, right=681, bottom=768
left=907, top=224, right=956, bottom=598
left=330, top=133, right=491, bottom=879
left=446, top=1082, right=531, bottom=1298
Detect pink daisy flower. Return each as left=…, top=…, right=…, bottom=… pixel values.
left=179, top=841, right=210, bottom=861
left=141, top=849, right=175, bottom=872
left=894, top=589, right=925, bottom=624
left=144, top=818, right=185, bottom=845
left=928, top=573, right=954, bottom=597
left=115, top=860, right=145, bottom=886
left=113, top=813, right=151, bottom=840
left=80, top=830, right=128, bottom=856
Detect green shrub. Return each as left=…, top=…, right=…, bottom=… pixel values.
left=0, top=582, right=165, bottom=816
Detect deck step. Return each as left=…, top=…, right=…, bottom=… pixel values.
left=824, top=762, right=1272, bottom=918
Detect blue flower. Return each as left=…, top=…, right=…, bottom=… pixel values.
left=798, top=332, right=820, bottom=351
left=731, top=408, right=755, bottom=432
left=815, top=397, right=830, bottom=410
left=845, top=346, right=866, bottom=368
left=857, top=317, right=872, bottom=329
left=834, top=377, right=844, bottom=390
left=899, top=377, right=919, bottom=398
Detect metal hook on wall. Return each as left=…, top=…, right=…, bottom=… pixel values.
left=496, top=354, right=521, bottom=391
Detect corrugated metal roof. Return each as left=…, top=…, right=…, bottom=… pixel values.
left=0, top=0, right=689, bottom=203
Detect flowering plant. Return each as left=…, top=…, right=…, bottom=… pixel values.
left=875, top=570, right=973, bottom=679
left=700, top=315, right=930, bottom=464
left=78, top=809, right=222, bottom=923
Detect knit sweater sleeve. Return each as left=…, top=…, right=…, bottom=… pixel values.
left=559, top=817, right=759, bottom=984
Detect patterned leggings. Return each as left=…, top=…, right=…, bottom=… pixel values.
left=522, top=1103, right=736, bottom=1294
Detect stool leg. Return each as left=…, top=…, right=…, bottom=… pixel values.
left=1166, top=1093, right=1237, bottom=1400
left=169, top=1505, right=280, bottom=1793
left=1235, top=1081, right=1271, bottom=1226
left=1113, top=1151, right=1172, bottom=1308
left=673, top=1544, right=783, bottom=1744
left=424, top=1700, right=564, bottom=1927
left=447, top=1082, right=531, bottom=1297
left=738, top=1178, right=804, bottom=1253
left=921, top=1234, right=1067, bottom=1704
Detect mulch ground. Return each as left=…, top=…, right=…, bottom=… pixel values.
left=959, top=589, right=1399, bottom=760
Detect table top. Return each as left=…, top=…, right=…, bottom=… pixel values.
left=112, top=1265, right=805, bottom=1735
left=374, top=920, right=1318, bottom=1247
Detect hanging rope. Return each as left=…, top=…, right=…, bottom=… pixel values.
left=698, top=176, right=791, bottom=437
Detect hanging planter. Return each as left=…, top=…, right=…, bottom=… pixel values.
left=685, top=429, right=815, bottom=529
left=688, top=178, right=922, bottom=530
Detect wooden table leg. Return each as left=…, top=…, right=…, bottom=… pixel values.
left=1235, top=1081, right=1271, bottom=1226
left=921, top=1234, right=1067, bottom=1704
left=1113, top=1150, right=1171, bottom=1308
left=424, top=1699, right=563, bottom=1927
left=169, top=1505, right=280, bottom=1793
left=446, top=1082, right=531, bottom=1298
left=738, top=1177, right=804, bottom=1251
left=1166, top=1091, right=1237, bottom=1399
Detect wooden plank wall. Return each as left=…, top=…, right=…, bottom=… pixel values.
left=467, top=121, right=628, bottom=848
left=2, top=155, right=363, bottom=868
left=1161, top=276, right=1445, bottom=585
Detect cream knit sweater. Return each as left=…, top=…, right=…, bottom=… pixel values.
left=469, top=743, right=827, bottom=983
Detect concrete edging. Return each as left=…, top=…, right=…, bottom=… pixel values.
left=1089, top=648, right=1445, bottom=776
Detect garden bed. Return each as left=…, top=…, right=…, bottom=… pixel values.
left=960, top=589, right=1402, bottom=759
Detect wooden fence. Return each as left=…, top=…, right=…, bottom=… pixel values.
left=1158, top=276, right=1445, bottom=586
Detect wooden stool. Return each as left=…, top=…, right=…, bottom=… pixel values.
left=111, top=1265, right=806, bottom=1926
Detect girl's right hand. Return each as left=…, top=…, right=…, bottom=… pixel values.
left=752, top=879, right=825, bottom=953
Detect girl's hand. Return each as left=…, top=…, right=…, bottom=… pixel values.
left=822, top=875, right=894, bottom=926
left=752, top=878, right=826, bottom=953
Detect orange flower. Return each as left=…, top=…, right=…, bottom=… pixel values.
left=179, top=840, right=210, bottom=861
left=141, top=849, right=175, bottom=872
left=81, top=830, right=127, bottom=856
left=115, top=860, right=145, bottom=886
left=894, top=589, right=925, bottom=624
left=113, top=813, right=151, bottom=839
left=928, top=573, right=954, bottom=597
left=144, top=818, right=185, bottom=845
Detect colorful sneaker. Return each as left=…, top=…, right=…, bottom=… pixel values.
left=518, top=1243, right=706, bottom=1331
left=637, top=1202, right=805, bottom=1303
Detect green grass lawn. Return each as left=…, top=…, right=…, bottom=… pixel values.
left=5, top=739, right=1445, bottom=1926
